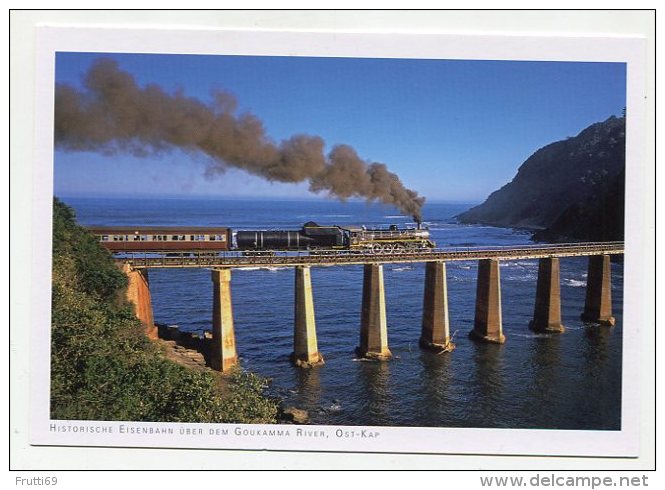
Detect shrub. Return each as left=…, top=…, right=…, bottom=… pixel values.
left=52, top=198, right=127, bottom=302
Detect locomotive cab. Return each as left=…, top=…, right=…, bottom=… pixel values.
left=301, top=222, right=346, bottom=248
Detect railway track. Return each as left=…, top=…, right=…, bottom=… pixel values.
left=116, top=241, right=625, bottom=269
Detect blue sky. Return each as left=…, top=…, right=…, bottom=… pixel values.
left=54, top=53, right=626, bottom=203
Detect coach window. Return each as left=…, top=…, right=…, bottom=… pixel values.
left=101, top=235, right=109, bottom=242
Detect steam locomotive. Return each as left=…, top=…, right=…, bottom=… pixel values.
left=89, top=221, right=435, bottom=254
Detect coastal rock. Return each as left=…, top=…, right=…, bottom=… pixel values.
left=533, top=168, right=625, bottom=243
left=281, top=407, right=309, bottom=424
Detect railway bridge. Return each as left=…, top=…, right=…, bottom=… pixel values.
left=118, top=242, right=624, bottom=372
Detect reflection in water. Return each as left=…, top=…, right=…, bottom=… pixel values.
left=578, top=325, right=622, bottom=430
left=584, top=325, right=612, bottom=365
left=524, top=335, right=563, bottom=428
left=467, top=343, right=505, bottom=428
left=294, top=366, right=322, bottom=408
left=419, top=351, right=453, bottom=426
left=355, top=360, right=392, bottom=426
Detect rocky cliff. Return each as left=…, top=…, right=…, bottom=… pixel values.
left=532, top=167, right=625, bottom=242
left=457, top=116, right=625, bottom=241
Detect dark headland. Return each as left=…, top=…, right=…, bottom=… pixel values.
left=456, top=115, right=625, bottom=243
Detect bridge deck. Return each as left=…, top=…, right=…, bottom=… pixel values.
left=117, top=242, right=624, bottom=269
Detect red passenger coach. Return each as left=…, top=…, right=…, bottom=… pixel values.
left=88, top=226, right=233, bottom=253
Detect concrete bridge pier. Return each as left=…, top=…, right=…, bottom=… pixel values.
left=291, top=266, right=324, bottom=368
left=581, top=255, right=616, bottom=326
left=211, top=269, right=239, bottom=371
left=470, top=259, right=506, bottom=344
left=122, top=263, right=157, bottom=340
left=529, top=257, right=565, bottom=333
left=357, top=264, right=392, bottom=360
left=420, top=261, right=455, bottom=352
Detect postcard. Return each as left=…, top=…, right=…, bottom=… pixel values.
left=22, top=20, right=650, bottom=463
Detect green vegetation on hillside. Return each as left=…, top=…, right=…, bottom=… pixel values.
left=50, top=198, right=278, bottom=423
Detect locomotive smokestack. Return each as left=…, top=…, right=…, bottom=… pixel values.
left=54, top=58, right=425, bottom=219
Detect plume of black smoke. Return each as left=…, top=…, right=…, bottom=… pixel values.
left=54, top=58, right=425, bottom=221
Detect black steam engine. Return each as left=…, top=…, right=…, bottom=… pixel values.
left=236, top=221, right=434, bottom=253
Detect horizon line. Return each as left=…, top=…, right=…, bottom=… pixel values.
left=55, top=194, right=483, bottom=206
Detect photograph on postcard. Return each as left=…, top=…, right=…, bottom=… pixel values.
left=29, top=26, right=646, bottom=457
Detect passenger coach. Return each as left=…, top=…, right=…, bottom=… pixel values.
left=88, top=226, right=232, bottom=252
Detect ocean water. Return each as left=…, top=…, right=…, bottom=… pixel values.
left=62, top=197, right=623, bottom=430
